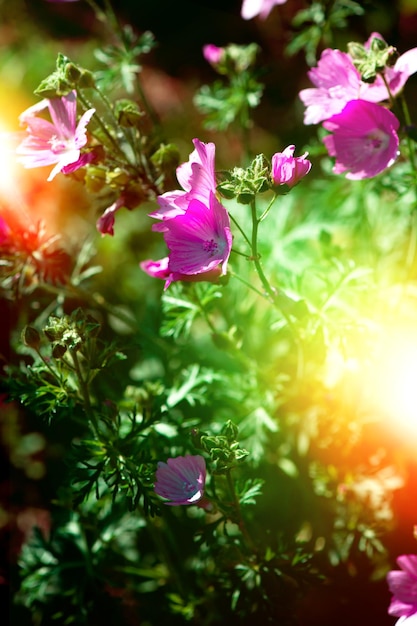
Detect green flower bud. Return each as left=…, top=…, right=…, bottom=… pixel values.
left=200, top=436, right=219, bottom=451
left=115, top=99, right=143, bottom=128
left=222, top=420, right=239, bottom=441
left=151, top=143, right=180, bottom=171
left=347, top=42, right=367, bottom=62
left=85, top=166, right=107, bottom=193
left=63, top=62, right=95, bottom=89
left=21, top=326, right=41, bottom=350
left=44, top=323, right=62, bottom=342
left=106, top=168, right=130, bottom=187
left=34, top=74, right=72, bottom=99
left=52, top=344, right=67, bottom=359
left=237, top=192, right=255, bottom=205
left=348, top=37, right=398, bottom=84
left=234, top=448, right=249, bottom=461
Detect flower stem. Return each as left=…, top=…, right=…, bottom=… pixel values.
left=399, top=94, right=417, bottom=191
left=191, top=286, right=217, bottom=334
left=250, top=199, right=276, bottom=300
left=248, top=200, right=304, bottom=376
left=225, top=469, right=257, bottom=553
left=70, top=348, right=100, bottom=436
left=229, top=212, right=252, bottom=249
left=229, top=269, right=266, bottom=299
left=259, top=193, right=278, bottom=222
left=77, top=91, right=130, bottom=165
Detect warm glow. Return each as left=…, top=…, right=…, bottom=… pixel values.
left=367, top=327, right=417, bottom=440
left=0, top=122, right=20, bottom=200
left=324, top=307, right=417, bottom=445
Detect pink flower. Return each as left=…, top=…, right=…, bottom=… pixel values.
left=241, top=0, right=287, bottom=20
left=322, top=100, right=399, bottom=180
left=96, top=197, right=126, bottom=236
left=16, top=91, right=95, bottom=181
left=299, top=49, right=363, bottom=125
left=143, top=192, right=232, bottom=289
left=271, top=145, right=311, bottom=188
left=154, top=455, right=207, bottom=506
left=203, top=44, right=225, bottom=66
left=387, top=555, right=417, bottom=624
left=140, top=257, right=171, bottom=281
left=140, top=256, right=225, bottom=287
left=299, top=38, right=417, bottom=125
left=142, top=138, right=231, bottom=288
left=150, top=138, right=217, bottom=226
left=162, top=192, right=232, bottom=288
left=0, top=215, right=11, bottom=245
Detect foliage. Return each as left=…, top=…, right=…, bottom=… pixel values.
left=2, top=1, right=417, bottom=625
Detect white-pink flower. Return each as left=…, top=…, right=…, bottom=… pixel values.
left=241, top=0, right=287, bottom=20
left=16, top=90, right=95, bottom=181
left=322, top=99, right=399, bottom=180
left=299, top=37, right=417, bottom=125
left=299, top=49, right=363, bottom=125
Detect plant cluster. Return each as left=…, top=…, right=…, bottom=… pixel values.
left=2, top=0, right=417, bottom=625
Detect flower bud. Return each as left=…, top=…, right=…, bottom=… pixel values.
left=21, top=326, right=41, bottom=350
left=115, top=99, right=143, bottom=128
left=348, top=36, right=398, bottom=83
left=271, top=145, right=311, bottom=189
left=52, top=344, right=67, bottom=359
left=203, top=44, right=225, bottom=67
left=223, top=420, right=239, bottom=441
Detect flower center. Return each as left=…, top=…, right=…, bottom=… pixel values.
left=49, top=135, right=70, bottom=154
left=203, top=239, right=219, bottom=256
left=365, top=129, right=389, bottom=153
left=183, top=481, right=197, bottom=494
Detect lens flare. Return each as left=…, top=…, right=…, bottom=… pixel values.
left=0, top=122, right=21, bottom=200
left=367, top=327, right=417, bottom=440
left=324, top=299, right=417, bottom=446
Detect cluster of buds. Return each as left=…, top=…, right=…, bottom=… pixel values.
left=203, top=43, right=260, bottom=75
left=348, top=34, right=398, bottom=83
left=22, top=309, right=101, bottom=360
left=218, top=148, right=311, bottom=203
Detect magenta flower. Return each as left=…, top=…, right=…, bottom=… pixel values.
left=140, top=256, right=225, bottom=287
left=241, top=0, right=287, bottom=20
left=16, top=91, right=95, bottom=181
left=0, top=215, right=11, bottom=245
left=387, top=555, right=417, bottom=624
left=96, top=197, right=125, bottom=236
left=143, top=192, right=232, bottom=289
left=271, top=145, right=311, bottom=188
left=150, top=138, right=217, bottom=225
left=142, top=138, right=231, bottom=288
left=154, top=455, right=207, bottom=506
left=162, top=192, right=232, bottom=288
left=299, top=38, right=417, bottom=125
left=203, top=44, right=225, bottom=66
left=322, top=100, right=399, bottom=180
left=140, top=257, right=171, bottom=281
